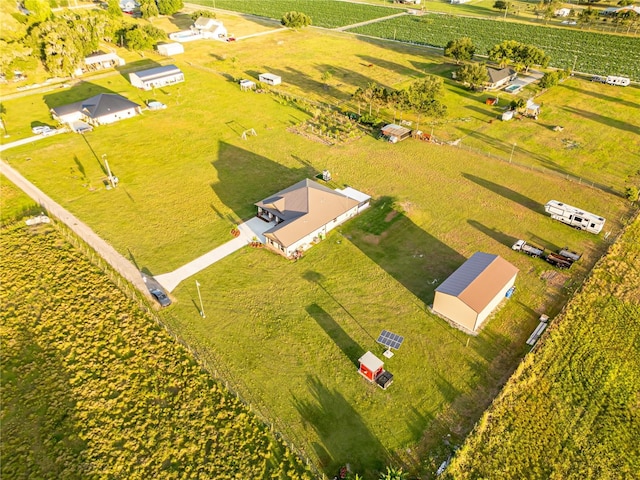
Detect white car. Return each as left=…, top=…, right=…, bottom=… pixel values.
left=561, top=20, right=577, bottom=25
left=32, top=126, right=56, bottom=136
left=32, top=126, right=48, bottom=134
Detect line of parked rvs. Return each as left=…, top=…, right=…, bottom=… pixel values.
left=544, top=200, right=606, bottom=234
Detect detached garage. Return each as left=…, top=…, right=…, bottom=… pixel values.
left=433, top=252, right=518, bottom=333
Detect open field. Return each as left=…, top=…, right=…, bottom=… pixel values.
left=0, top=173, right=40, bottom=224
left=446, top=214, right=640, bottom=479
left=2, top=13, right=638, bottom=478
left=349, top=14, right=640, bottom=79
left=0, top=218, right=312, bottom=479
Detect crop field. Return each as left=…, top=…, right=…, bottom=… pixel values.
left=2, top=15, right=638, bottom=479
left=0, top=219, right=312, bottom=479
left=446, top=214, right=640, bottom=479
left=191, top=0, right=398, bottom=29
left=348, top=14, right=640, bottom=80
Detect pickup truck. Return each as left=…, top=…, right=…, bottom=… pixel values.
left=512, top=240, right=544, bottom=258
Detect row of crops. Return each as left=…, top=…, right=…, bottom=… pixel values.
left=197, top=0, right=397, bottom=29
left=348, top=15, right=640, bottom=80
left=445, top=215, right=640, bottom=478
left=0, top=222, right=313, bottom=479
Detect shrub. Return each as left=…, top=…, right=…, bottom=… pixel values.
left=281, top=11, right=311, bottom=29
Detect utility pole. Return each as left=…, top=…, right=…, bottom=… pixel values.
left=196, top=280, right=205, bottom=318
left=102, top=154, right=116, bottom=189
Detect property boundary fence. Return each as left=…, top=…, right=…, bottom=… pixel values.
left=51, top=219, right=323, bottom=479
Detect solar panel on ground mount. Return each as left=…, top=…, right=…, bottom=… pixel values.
left=377, top=329, right=404, bottom=350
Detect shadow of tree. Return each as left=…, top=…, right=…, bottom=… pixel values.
left=462, top=173, right=542, bottom=214
left=344, top=197, right=466, bottom=305
left=293, top=375, right=389, bottom=477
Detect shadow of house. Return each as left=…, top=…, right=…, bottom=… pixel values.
left=462, top=173, right=542, bottom=214
left=293, top=375, right=389, bottom=477
left=305, top=303, right=365, bottom=368
left=167, top=12, right=194, bottom=30
left=210, top=141, right=315, bottom=222
left=43, top=82, right=121, bottom=111
left=344, top=197, right=466, bottom=306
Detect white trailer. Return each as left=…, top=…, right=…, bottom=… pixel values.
left=544, top=200, right=605, bottom=234
left=605, top=76, right=630, bottom=86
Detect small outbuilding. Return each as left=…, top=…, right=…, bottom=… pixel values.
left=524, top=98, right=541, bottom=118
left=239, top=79, right=256, bottom=91
left=129, top=65, right=184, bottom=90
left=433, top=252, right=518, bottom=333
left=157, top=42, right=184, bottom=56
left=259, top=73, right=281, bottom=86
left=358, top=352, right=393, bottom=389
left=381, top=123, right=412, bottom=143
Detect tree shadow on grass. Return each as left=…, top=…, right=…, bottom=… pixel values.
left=42, top=82, right=120, bottom=110
left=467, top=219, right=516, bottom=248
left=462, top=173, right=543, bottom=215
left=345, top=197, right=466, bottom=306
left=560, top=83, right=640, bottom=110
left=210, top=141, right=314, bottom=222
left=293, top=375, right=389, bottom=477
left=305, top=303, right=365, bottom=368
left=562, top=106, right=640, bottom=135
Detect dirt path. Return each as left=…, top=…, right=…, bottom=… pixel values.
left=0, top=159, right=151, bottom=299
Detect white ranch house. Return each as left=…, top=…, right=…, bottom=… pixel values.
left=129, top=65, right=184, bottom=90
left=255, top=179, right=370, bottom=257
left=50, top=93, right=141, bottom=127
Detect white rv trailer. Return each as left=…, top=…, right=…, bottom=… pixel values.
left=544, top=200, right=605, bottom=234
left=605, top=76, right=630, bottom=86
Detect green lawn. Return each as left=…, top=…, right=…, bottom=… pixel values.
left=1, top=17, right=637, bottom=478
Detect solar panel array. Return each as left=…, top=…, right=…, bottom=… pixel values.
left=377, top=330, right=404, bottom=350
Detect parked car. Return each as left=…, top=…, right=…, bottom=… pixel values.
left=147, top=101, right=167, bottom=110
left=150, top=288, right=172, bottom=307
left=40, top=127, right=57, bottom=136
left=32, top=126, right=50, bottom=134
left=561, top=20, right=577, bottom=25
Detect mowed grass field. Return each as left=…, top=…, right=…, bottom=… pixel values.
left=1, top=17, right=637, bottom=477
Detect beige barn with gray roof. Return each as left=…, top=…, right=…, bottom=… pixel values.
left=433, top=252, right=518, bottom=333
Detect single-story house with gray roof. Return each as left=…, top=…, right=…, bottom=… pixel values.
left=486, top=67, right=517, bottom=90
left=129, top=65, right=184, bottom=90
left=433, top=252, right=518, bottom=333
left=51, top=93, right=141, bottom=126
left=255, top=179, right=364, bottom=257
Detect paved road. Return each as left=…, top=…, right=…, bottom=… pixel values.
left=0, top=159, right=151, bottom=299
left=154, top=217, right=273, bottom=293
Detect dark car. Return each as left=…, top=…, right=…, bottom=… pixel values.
left=150, top=288, right=171, bottom=307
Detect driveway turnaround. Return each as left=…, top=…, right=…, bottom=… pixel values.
left=154, top=217, right=273, bottom=293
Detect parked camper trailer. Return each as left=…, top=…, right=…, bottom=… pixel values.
left=605, top=76, right=630, bottom=87
left=544, top=200, right=605, bottom=234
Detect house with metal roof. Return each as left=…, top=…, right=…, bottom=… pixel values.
left=255, top=179, right=365, bottom=257
left=433, top=252, right=518, bottom=333
left=50, top=93, right=141, bottom=127
left=129, top=65, right=184, bottom=91
left=486, top=67, right=517, bottom=90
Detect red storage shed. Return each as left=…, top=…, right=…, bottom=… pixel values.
left=358, top=351, right=384, bottom=382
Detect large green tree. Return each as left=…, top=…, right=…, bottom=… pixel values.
left=281, top=11, right=312, bottom=28
left=139, top=0, right=159, bottom=19
left=34, top=19, right=83, bottom=76
left=24, top=0, right=51, bottom=24
left=157, top=0, right=183, bottom=16
left=456, top=62, right=489, bottom=90
left=405, top=76, right=447, bottom=130
left=488, top=40, right=549, bottom=72
left=107, top=0, right=123, bottom=17
left=444, top=37, right=476, bottom=64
